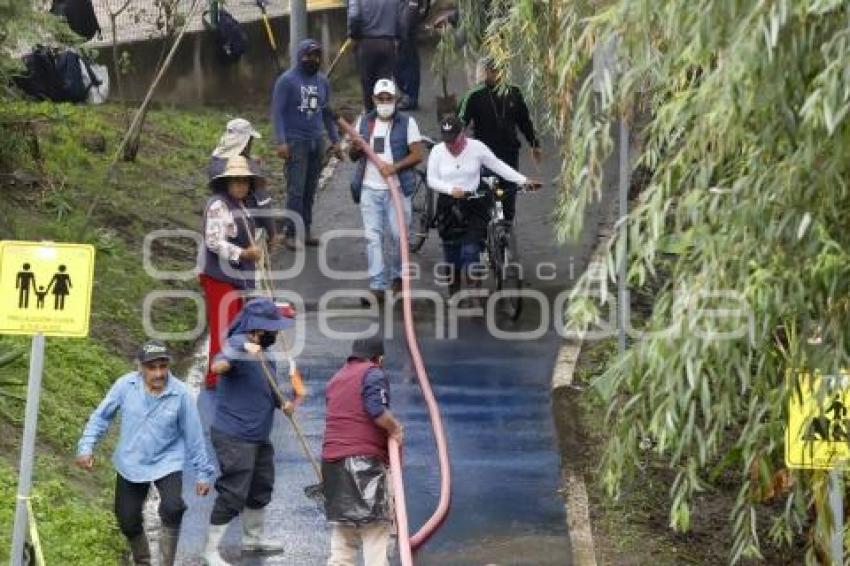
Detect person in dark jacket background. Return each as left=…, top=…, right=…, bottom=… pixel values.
left=458, top=58, right=543, bottom=222
left=347, top=0, right=401, bottom=111
left=322, top=335, right=403, bottom=566
left=202, top=298, right=295, bottom=565
left=271, top=38, right=342, bottom=250
left=200, top=156, right=264, bottom=390
left=394, top=0, right=429, bottom=110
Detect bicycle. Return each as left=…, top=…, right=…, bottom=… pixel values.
left=470, top=175, right=539, bottom=320
left=408, top=136, right=437, bottom=253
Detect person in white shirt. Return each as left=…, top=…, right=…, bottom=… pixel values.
left=349, top=78, right=424, bottom=304
left=427, top=114, right=540, bottom=295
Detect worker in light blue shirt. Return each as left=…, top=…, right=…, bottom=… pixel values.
left=75, top=339, right=215, bottom=566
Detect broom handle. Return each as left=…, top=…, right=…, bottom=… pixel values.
left=257, top=353, right=323, bottom=481
left=237, top=206, right=298, bottom=362
left=327, top=38, right=352, bottom=79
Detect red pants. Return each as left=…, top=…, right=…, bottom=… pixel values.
left=199, top=274, right=244, bottom=389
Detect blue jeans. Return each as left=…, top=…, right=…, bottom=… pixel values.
left=360, top=187, right=412, bottom=290
left=285, top=138, right=324, bottom=237
left=442, top=240, right=482, bottom=270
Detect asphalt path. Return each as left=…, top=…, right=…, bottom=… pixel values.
left=171, top=50, right=620, bottom=565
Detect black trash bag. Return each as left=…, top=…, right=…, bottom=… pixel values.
left=321, top=456, right=391, bottom=525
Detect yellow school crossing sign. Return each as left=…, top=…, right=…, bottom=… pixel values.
left=786, top=371, right=850, bottom=470
left=0, top=241, right=95, bottom=337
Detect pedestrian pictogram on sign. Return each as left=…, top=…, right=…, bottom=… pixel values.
left=0, top=241, right=95, bottom=337
left=786, top=371, right=850, bottom=470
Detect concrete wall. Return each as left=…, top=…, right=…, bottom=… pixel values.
left=98, top=7, right=352, bottom=107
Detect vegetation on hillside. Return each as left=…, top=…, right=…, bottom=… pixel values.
left=0, top=99, right=270, bottom=562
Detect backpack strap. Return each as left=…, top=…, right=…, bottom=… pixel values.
left=80, top=55, right=101, bottom=89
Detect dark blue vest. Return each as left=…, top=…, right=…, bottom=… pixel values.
left=201, top=194, right=256, bottom=290
left=350, top=111, right=417, bottom=201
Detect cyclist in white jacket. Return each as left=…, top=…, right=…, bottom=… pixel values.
left=427, top=114, right=540, bottom=296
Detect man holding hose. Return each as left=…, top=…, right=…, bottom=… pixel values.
left=202, top=297, right=295, bottom=565
left=322, top=335, right=404, bottom=566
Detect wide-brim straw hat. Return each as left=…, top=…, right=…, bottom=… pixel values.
left=213, top=155, right=260, bottom=180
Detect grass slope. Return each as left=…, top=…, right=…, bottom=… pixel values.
left=0, top=100, right=274, bottom=563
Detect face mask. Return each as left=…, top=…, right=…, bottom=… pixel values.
left=259, top=332, right=277, bottom=349
left=376, top=103, right=395, bottom=119
left=301, top=60, right=320, bottom=75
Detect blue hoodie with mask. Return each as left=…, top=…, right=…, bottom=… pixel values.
left=271, top=39, right=340, bottom=145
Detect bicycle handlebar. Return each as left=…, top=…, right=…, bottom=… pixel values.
left=465, top=179, right=542, bottom=199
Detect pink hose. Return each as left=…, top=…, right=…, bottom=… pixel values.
left=389, top=440, right=413, bottom=565
left=336, top=117, right=452, bottom=561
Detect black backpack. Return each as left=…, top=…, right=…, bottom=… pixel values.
left=55, top=50, right=100, bottom=102
left=50, top=0, right=101, bottom=41
left=14, top=47, right=100, bottom=103
left=14, top=46, right=64, bottom=101
left=215, top=8, right=248, bottom=63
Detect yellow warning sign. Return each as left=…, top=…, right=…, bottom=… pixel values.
left=786, top=371, right=850, bottom=470
left=0, top=241, right=95, bottom=337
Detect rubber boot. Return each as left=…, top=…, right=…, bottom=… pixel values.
left=127, top=533, right=152, bottom=566
left=241, top=507, right=284, bottom=554
left=202, top=523, right=230, bottom=566
left=159, top=526, right=180, bottom=566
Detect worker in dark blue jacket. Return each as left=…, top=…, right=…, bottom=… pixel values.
left=271, top=39, right=342, bottom=250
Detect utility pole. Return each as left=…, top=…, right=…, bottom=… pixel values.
left=289, top=0, right=307, bottom=68
left=595, top=33, right=629, bottom=354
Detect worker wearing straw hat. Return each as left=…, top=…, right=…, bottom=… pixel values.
left=202, top=297, right=295, bottom=564
left=200, top=155, right=264, bottom=390
left=207, top=118, right=278, bottom=244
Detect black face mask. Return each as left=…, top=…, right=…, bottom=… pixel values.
left=259, top=332, right=277, bottom=349
left=301, top=60, right=320, bottom=75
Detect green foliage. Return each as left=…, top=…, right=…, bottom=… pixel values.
left=431, top=27, right=458, bottom=98
left=480, top=0, right=850, bottom=563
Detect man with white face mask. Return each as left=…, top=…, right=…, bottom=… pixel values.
left=349, top=78, right=424, bottom=305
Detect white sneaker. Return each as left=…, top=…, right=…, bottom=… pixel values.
left=242, top=507, right=284, bottom=554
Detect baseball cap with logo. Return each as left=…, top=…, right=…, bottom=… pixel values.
left=439, top=114, right=463, bottom=143
left=138, top=339, right=172, bottom=364
left=373, top=78, right=397, bottom=97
